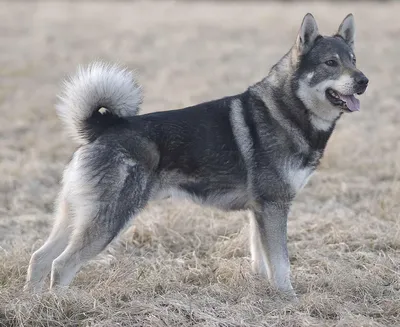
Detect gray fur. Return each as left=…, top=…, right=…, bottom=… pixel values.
left=337, top=14, right=355, bottom=50
left=56, top=62, right=143, bottom=144
left=296, top=13, right=320, bottom=55
left=25, top=13, right=368, bottom=295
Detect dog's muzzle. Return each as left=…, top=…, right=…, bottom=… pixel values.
left=354, top=72, right=369, bottom=95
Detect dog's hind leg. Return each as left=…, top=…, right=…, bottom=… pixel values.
left=49, top=146, right=152, bottom=289
left=25, top=193, right=72, bottom=292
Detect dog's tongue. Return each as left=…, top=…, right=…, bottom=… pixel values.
left=339, top=94, right=360, bottom=112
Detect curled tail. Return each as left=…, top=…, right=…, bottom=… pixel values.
left=56, top=62, right=142, bottom=145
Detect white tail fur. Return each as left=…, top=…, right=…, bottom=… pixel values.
left=56, top=62, right=142, bottom=144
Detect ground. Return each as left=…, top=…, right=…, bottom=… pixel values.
left=0, top=1, right=399, bottom=326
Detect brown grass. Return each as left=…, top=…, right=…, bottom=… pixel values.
left=0, top=1, right=399, bottom=326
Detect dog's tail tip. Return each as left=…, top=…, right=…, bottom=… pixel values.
left=56, top=61, right=143, bottom=145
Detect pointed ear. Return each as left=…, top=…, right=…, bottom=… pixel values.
left=296, top=13, right=319, bottom=55
left=337, top=14, right=355, bottom=49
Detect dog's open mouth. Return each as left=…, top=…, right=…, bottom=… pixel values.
left=326, top=88, right=360, bottom=112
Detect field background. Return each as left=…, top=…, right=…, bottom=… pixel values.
left=0, top=1, right=399, bottom=326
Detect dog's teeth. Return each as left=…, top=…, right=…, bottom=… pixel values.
left=329, top=90, right=339, bottom=98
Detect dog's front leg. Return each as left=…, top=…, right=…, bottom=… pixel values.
left=250, top=202, right=294, bottom=294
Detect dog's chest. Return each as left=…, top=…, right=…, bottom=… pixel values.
left=286, top=165, right=314, bottom=192
left=284, top=152, right=321, bottom=192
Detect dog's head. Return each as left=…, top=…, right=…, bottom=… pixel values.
left=294, top=14, right=368, bottom=123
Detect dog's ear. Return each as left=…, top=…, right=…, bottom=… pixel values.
left=296, top=13, right=319, bottom=55
left=337, top=14, right=355, bottom=49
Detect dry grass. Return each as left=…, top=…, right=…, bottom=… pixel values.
left=0, top=1, right=399, bottom=326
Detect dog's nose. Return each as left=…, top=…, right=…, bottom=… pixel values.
left=356, top=74, right=369, bottom=86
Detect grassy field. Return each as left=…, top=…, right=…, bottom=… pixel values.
left=0, top=1, right=399, bottom=326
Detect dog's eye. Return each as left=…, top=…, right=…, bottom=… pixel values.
left=352, top=57, right=357, bottom=65
left=325, top=60, right=338, bottom=67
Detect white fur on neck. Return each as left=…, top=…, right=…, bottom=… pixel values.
left=310, top=114, right=334, bottom=131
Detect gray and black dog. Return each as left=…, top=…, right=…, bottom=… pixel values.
left=26, top=13, right=368, bottom=295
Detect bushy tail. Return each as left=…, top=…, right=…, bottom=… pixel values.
left=56, top=62, right=142, bottom=145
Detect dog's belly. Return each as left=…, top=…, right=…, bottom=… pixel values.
left=152, top=183, right=250, bottom=211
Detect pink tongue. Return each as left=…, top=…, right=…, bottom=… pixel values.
left=339, top=94, right=360, bottom=112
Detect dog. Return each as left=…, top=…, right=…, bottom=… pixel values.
left=25, top=13, right=368, bottom=295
